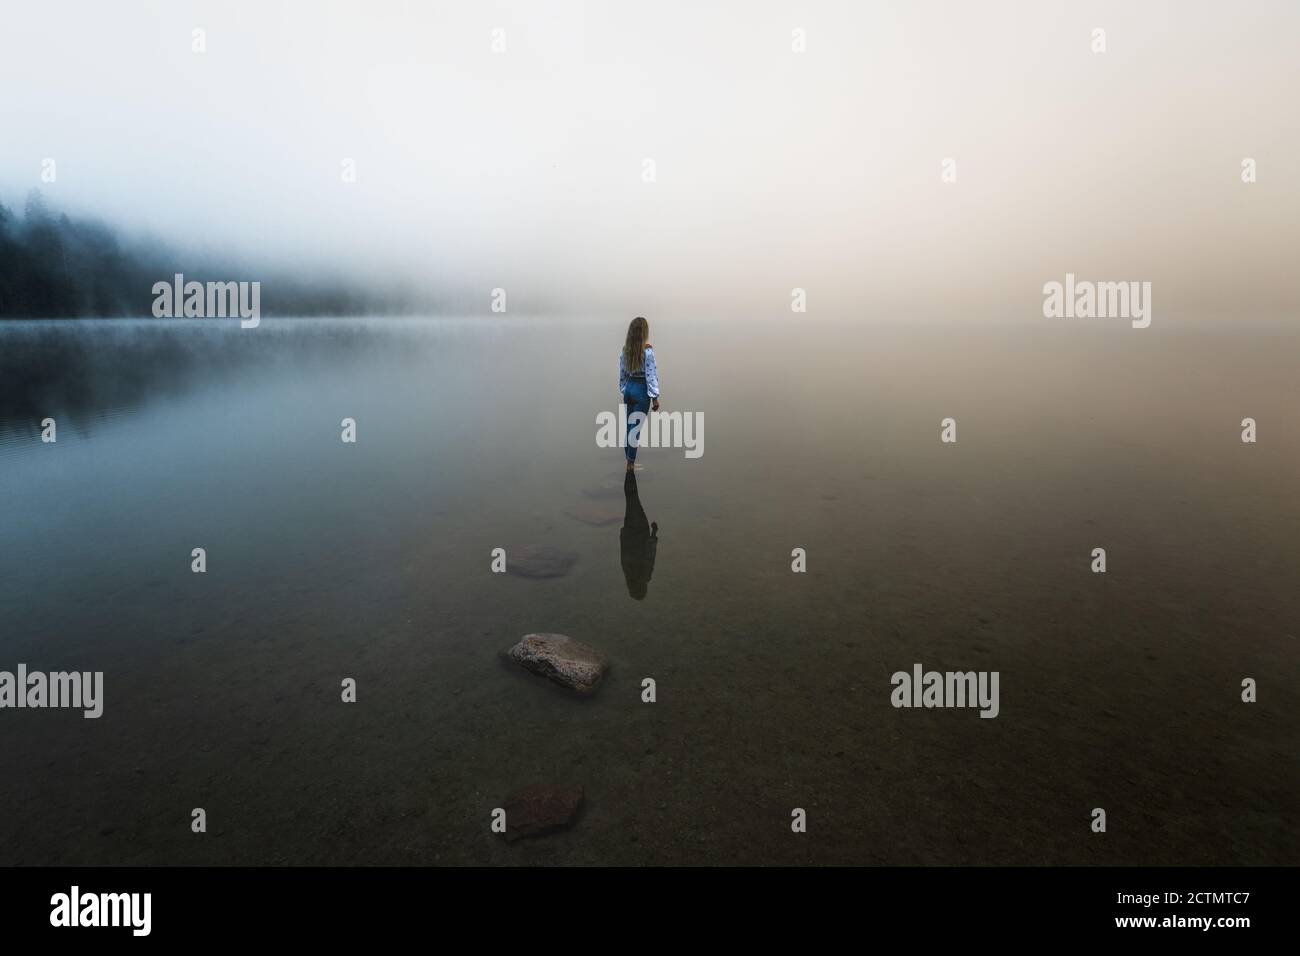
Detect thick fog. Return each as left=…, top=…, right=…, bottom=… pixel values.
left=2, top=0, right=1297, bottom=320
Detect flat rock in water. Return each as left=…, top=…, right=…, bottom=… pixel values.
left=564, top=503, right=622, bottom=527
left=503, top=784, right=584, bottom=842
left=506, top=632, right=607, bottom=694
left=507, top=545, right=578, bottom=579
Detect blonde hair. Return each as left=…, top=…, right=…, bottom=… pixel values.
left=622, top=316, right=649, bottom=373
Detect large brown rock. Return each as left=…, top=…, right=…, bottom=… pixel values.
left=506, top=633, right=607, bottom=694
left=503, top=784, right=584, bottom=842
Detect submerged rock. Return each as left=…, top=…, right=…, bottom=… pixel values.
left=580, top=483, right=625, bottom=500
left=503, top=784, right=584, bottom=842
left=506, top=632, right=607, bottom=694
left=507, top=545, right=578, bottom=579
left=564, top=503, right=622, bottom=527
left=582, top=466, right=645, bottom=497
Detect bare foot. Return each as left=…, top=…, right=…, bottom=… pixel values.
left=625, top=461, right=635, bottom=473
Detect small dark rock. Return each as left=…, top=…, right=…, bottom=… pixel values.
left=503, top=784, right=584, bottom=842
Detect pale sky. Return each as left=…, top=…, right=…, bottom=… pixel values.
left=2, top=0, right=1296, bottom=320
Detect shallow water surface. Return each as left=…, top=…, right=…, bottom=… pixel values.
left=0, top=317, right=1296, bottom=864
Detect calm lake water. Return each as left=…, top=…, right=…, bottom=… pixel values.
left=0, top=317, right=1296, bottom=865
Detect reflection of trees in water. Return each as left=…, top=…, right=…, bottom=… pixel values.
left=0, top=321, right=414, bottom=436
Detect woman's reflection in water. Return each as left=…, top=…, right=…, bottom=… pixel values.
left=620, top=472, right=658, bottom=600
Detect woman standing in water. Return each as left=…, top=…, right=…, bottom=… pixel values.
left=617, top=316, right=660, bottom=473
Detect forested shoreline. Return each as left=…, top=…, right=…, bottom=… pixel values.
left=0, top=190, right=411, bottom=319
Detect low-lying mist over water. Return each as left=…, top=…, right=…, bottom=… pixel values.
left=1, top=318, right=1296, bottom=864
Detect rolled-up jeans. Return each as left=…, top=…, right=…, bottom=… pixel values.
left=622, top=377, right=650, bottom=463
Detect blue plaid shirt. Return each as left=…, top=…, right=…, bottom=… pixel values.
left=618, top=347, right=660, bottom=399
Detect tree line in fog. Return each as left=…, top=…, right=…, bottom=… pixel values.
left=0, top=189, right=413, bottom=319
